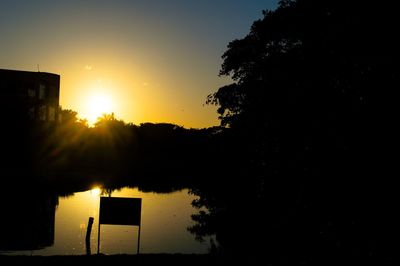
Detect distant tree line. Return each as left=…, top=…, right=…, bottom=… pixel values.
left=17, top=109, right=223, bottom=185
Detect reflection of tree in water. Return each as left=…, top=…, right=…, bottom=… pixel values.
left=188, top=179, right=267, bottom=257
left=99, top=178, right=189, bottom=196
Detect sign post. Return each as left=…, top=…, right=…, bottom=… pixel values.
left=97, top=197, right=142, bottom=255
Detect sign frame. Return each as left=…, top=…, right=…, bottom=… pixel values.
left=97, top=196, right=142, bottom=254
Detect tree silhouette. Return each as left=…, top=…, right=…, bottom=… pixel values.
left=60, top=109, right=78, bottom=124
left=94, top=113, right=125, bottom=128
left=200, top=0, right=397, bottom=263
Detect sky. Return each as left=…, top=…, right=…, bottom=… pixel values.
left=0, top=0, right=278, bottom=128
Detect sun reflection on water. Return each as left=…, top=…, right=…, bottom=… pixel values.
left=5, top=187, right=211, bottom=255
left=90, top=187, right=101, bottom=197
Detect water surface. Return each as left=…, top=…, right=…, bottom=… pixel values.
left=1, top=187, right=211, bottom=255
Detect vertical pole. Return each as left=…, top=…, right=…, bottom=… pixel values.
left=97, top=206, right=101, bottom=255
left=137, top=225, right=141, bottom=255
left=97, top=223, right=101, bottom=254
left=86, top=217, right=94, bottom=241
left=86, top=217, right=94, bottom=255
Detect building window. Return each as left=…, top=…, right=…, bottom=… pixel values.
left=48, top=106, right=55, bottom=121
left=28, top=88, right=36, bottom=98
left=28, top=107, right=35, bottom=119
left=39, top=105, right=47, bottom=121
left=49, top=85, right=57, bottom=99
left=39, top=84, right=46, bottom=99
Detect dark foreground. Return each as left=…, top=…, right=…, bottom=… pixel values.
left=0, top=254, right=249, bottom=266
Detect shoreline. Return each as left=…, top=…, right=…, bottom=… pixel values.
left=0, top=254, right=238, bottom=265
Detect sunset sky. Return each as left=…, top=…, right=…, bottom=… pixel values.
left=1, top=0, right=278, bottom=128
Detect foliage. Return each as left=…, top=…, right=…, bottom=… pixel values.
left=94, top=113, right=125, bottom=128
left=199, top=0, right=397, bottom=263
left=21, top=110, right=217, bottom=179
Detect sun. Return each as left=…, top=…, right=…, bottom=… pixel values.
left=86, top=93, right=113, bottom=125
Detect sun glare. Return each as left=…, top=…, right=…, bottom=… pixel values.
left=90, top=187, right=101, bottom=197
left=86, top=94, right=113, bottom=125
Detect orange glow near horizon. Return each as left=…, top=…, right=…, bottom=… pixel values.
left=58, top=62, right=222, bottom=129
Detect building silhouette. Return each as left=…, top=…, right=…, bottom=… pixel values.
left=0, top=69, right=61, bottom=177
left=0, top=69, right=60, bottom=123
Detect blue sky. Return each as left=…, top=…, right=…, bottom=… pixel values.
left=0, top=0, right=279, bottom=127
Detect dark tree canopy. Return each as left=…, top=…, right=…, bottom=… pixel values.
left=206, top=0, right=399, bottom=198
left=208, top=0, right=397, bottom=130
left=200, top=0, right=398, bottom=263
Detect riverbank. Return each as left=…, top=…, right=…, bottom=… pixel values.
left=0, top=254, right=242, bottom=265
